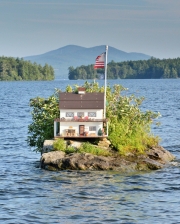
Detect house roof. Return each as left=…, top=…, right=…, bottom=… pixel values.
left=59, top=92, right=104, bottom=109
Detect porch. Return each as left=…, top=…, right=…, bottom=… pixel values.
left=54, top=118, right=108, bottom=138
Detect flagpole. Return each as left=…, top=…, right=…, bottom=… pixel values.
left=104, top=45, right=108, bottom=119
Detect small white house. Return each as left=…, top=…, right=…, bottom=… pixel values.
left=54, top=87, right=108, bottom=138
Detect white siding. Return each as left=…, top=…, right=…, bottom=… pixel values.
left=58, top=109, right=104, bottom=137
left=60, top=109, right=103, bottom=119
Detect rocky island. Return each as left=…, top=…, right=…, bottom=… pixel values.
left=40, top=139, right=175, bottom=172
left=27, top=81, right=175, bottom=172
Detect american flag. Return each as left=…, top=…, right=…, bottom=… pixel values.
left=94, top=52, right=105, bottom=69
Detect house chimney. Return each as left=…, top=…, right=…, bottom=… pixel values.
left=78, top=87, right=86, bottom=94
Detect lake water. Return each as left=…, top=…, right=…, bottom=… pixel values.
left=0, top=79, right=180, bottom=223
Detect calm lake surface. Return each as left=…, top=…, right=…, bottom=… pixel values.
left=0, top=79, right=180, bottom=223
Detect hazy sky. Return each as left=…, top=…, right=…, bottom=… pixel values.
left=1, top=0, right=180, bottom=59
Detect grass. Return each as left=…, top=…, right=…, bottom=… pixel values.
left=78, top=142, right=111, bottom=156
left=53, top=139, right=111, bottom=156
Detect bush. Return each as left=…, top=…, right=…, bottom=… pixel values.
left=79, top=142, right=110, bottom=156
left=53, top=139, right=66, bottom=151
left=65, top=146, right=76, bottom=154
left=53, top=139, right=77, bottom=154
left=27, top=92, right=59, bottom=153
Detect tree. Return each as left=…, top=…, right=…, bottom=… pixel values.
left=0, top=56, right=55, bottom=81
left=0, top=60, right=8, bottom=80
left=27, top=92, right=59, bottom=153
left=67, top=57, right=180, bottom=80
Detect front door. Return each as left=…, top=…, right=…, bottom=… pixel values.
left=79, top=125, right=85, bottom=136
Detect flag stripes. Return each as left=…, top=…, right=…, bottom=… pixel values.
left=94, top=52, right=105, bottom=69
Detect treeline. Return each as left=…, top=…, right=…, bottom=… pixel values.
left=68, top=57, right=180, bottom=79
left=0, top=56, right=54, bottom=81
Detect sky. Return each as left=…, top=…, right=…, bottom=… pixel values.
left=0, top=0, right=180, bottom=59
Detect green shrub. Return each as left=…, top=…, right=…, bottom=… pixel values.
left=66, top=146, right=76, bottom=154
left=53, top=139, right=66, bottom=151
left=53, top=139, right=77, bottom=154
left=27, top=92, right=59, bottom=153
left=78, top=142, right=110, bottom=156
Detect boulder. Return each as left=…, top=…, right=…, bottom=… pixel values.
left=146, top=146, right=175, bottom=163
left=42, top=140, right=54, bottom=154
left=98, top=138, right=111, bottom=148
left=40, top=151, right=65, bottom=170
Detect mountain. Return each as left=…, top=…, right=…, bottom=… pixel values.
left=24, top=45, right=151, bottom=79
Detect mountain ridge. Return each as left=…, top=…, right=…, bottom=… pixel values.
left=24, top=45, right=152, bottom=78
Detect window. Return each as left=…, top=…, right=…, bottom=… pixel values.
left=88, top=112, right=96, bottom=117
left=66, top=112, right=74, bottom=117
left=89, top=126, right=96, bottom=131
left=77, top=112, right=84, bottom=117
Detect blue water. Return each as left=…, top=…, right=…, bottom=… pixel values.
left=0, top=79, right=180, bottom=223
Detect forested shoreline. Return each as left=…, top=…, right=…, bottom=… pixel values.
left=0, top=56, right=54, bottom=81
left=68, top=57, right=180, bottom=80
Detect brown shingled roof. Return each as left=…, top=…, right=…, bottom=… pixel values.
left=59, top=92, right=104, bottom=109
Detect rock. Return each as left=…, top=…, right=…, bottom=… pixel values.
left=147, top=146, right=175, bottom=163
left=67, top=140, right=83, bottom=149
left=138, top=158, right=164, bottom=170
left=54, top=153, right=111, bottom=170
left=40, top=151, right=65, bottom=169
left=42, top=140, right=54, bottom=153
left=98, top=138, right=111, bottom=148
left=40, top=145, right=175, bottom=172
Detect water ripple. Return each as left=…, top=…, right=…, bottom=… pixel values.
left=0, top=80, right=180, bottom=223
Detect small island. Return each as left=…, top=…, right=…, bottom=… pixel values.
left=27, top=81, right=175, bottom=172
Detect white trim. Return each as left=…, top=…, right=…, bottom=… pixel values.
left=104, top=45, right=108, bottom=119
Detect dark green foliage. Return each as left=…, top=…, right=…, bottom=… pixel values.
left=68, top=57, right=180, bottom=79
left=27, top=93, right=59, bottom=153
left=68, top=65, right=98, bottom=80
left=0, top=56, right=54, bottom=81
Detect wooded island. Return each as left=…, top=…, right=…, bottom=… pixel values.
left=68, top=57, right=180, bottom=80
left=0, top=56, right=54, bottom=81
